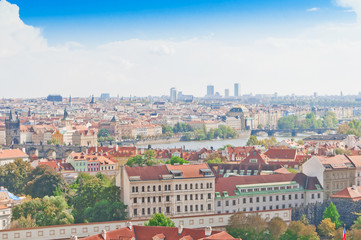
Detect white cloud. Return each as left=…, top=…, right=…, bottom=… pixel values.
left=1, top=0, right=361, bottom=98
left=337, top=0, right=361, bottom=22
left=306, top=7, right=320, bottom=12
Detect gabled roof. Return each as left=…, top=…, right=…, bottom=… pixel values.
left=330, top=186, right=361, bottom=201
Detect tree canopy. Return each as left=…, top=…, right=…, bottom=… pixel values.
left=12, top=196, right=74, bottom=227
left=126, top=150, right=158, bottom=167
left=165, top=156, right=189, bottom=165
left=24, top=165, right=70, bottom=199
left=0, top=159, right=32, bottom=195
left=144, top=213, right=175, bottom=227
left=322, top=201, right=343, bottom=228
left=70, top=173, right=127, bottom=223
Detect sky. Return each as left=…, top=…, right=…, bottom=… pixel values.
left=0, top=0, right=361, bottom=98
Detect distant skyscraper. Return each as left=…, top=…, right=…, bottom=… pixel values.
left=170, top=87, right=177, bottom=102
left=100, top=93, right=110, bottom=99
left=225, top=89, right=229, bottom=97
left=234, top=83, right=239, bottom=97
left=207, top=85, right=214, bottom=97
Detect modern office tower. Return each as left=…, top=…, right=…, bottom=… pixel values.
left=170, top=87, right=177, bottom=102
left=225, top=89, right=229, bottom=97
left=234, top=83, right=239, bottom=97
left=207, top=85, right=215, bottom=97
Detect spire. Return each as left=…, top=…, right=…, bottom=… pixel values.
left=90, top=95, right=95, bottom=104
left=28, top=108, right=31, bottom=117
left=69, top=95, right=72, bottom=106
left=111, top=116, right=116, bottom=122
left=9, top=110, right=13, bottom=120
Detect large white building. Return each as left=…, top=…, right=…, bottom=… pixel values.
left=119, top=163, right=215, bottom=219
left=215, top=173, right=323, bottom=214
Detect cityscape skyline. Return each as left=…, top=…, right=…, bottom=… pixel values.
left=1, top=0, right=361, bottom=98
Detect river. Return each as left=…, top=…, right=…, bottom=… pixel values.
left=138, top=134, right=310, bottom=150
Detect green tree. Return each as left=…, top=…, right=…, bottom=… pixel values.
left=71, top=173, right=126, bottom=223
left=278, top=115, right=297, bottom=129
left=84, top=200, right=127, bottom=223
left=323, top=111, right=338, bottom=128
left=317, top=218, right=335, bottom=238
left=0, top=159, right=32, bottom=195
left=144, top=213, right=175, bottom=227
left=143, top=150, right=157, bottom=166
left=98, top=128, right=110, bottom=138
left=126, top=155, right=144, bottom=167
left=162, top=125, right=173, bottom=136
left=12, top=196, right=74, bottom=226
left=166, top=156, right=189, bottom=165
left=24, top=165, right=70, bottom=199
left=323, top=201, right=343, bottom=228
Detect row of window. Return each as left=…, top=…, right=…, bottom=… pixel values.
left=239, top=184, right=298, bottom=193
left=132, top=184, right=172, bottom=193
left=175, top=182, right=213, bottom=191
left=133, top=204, right=213, bottom=216
left=218, top=193, right=321, bottom=207
left=133, top=196, right=170, bottom=204
left=176, top=193, right=212, bottom=201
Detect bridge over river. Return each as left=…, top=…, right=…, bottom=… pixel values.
left=13, top=144, right=88, bottom=159
left=250, top=128, right=335, bottom=137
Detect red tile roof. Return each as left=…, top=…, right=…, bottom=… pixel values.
left=0, top=149, right=28, bottom=159
left=330, top=186, right=361, bottom=201
left=265, top=148, right=296, bottom=161
left=166, top=163, right=210, bottom=178
left=82, top=225, right=238, bottom=240
left=125, top=165, right=169, bottom=180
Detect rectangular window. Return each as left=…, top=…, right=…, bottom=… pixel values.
left=177, top=206, right=181, bottom=212
left=208, top=204, right=211, bottom=210
left=134, top=209, right=137, bottom=216
left=166, top=196, right=170, bottom=202
left=256, top=197, right=259, bottom=203
left=133, top=198, right=137, bottom=204
left=159, top=196, right=161, bottom=202
left=208, top=193, right=211, bottom=199
left=177, top=195, right=180, bottom=201
left=166, top=206, right=170, bottom=213
left=226, top=200, right=229, bottom=206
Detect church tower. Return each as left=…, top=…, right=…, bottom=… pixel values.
left=5, top=110, right=20, bottom=146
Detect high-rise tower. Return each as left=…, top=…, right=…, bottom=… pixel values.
left=234, top=83, right=239, bottom=97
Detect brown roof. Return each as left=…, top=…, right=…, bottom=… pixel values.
left=215, top=173, right=322, bottom=197
left=125, top=165, right=169, bottom=181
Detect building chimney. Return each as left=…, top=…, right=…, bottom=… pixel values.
left=101, top=229, right=106, bottom=240
left=178, top=225, right=183, bottom=235
left=126, top=221, right=133, bottom=230
left=205, top=226, right=212, bottom=236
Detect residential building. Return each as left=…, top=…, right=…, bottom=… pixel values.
left=0, top=149, right=29, bottom=166
left=303, top=155, right=356, bottom=198
left=215, top=173, right=323, bottom=214
left=0, top=187, right=22, bottom=230
left=120, top=163, right=215, bottom=219
left=72, top=129, right=97, bottom=146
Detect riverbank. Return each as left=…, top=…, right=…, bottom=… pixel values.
left=137, top=134, right=308, bottom=150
